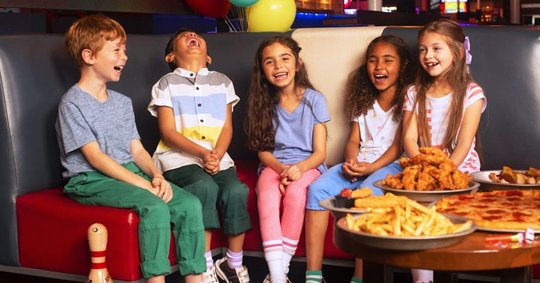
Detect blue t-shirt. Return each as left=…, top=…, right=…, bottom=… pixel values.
left=271, top=88, right=330, bottom=173
left=56, top=85, right=140, bottom=178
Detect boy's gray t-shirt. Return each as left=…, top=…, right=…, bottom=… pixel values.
left=56, top=85, right=140, bottom=178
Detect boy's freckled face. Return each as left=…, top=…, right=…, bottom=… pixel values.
left=93, top=37, right=127, bottom=82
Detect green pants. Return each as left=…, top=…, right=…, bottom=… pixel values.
left=164, top=165, right=252, bottom=235
left=64, top=162, right=206, bottom=278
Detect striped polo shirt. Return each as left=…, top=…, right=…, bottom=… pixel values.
left=148, top=67, right=239, bottom=172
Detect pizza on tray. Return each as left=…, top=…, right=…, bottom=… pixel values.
left=435, top=190, right=540, bottom=231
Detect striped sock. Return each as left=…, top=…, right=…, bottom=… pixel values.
left=281, top=237, right=298, bottom=275
left=351, top=277, right=363, bottom=283
left=306, top=270, right=323, bottom=283
left=226, top=249, right=243, bottom=269
left=263, top=239, right=285, bottom=283
left=204, top=251, right=213, bottom=270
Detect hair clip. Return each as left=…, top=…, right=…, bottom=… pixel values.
left=464, top=36, right=472, bottom=65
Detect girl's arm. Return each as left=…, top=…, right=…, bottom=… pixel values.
left=258, top=151, right=286, bottom=174
left=344, top=121, right=360, bottom=163
left=402, top=110, right=421, bottom=158
left=449, top=100, right=483, bottom=166
left=213, top=104, right=233, bottom=161
left=157, top=106, right=211, bottom=160
left=295, top=122, right=328, bottom=174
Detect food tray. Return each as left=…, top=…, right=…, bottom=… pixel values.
left=319, top=198, right=366, bottom=219
left=374, top=180, right=479, bottom=203
left=336, top=214, right=475, bottom=250
left=472, top=170, right=540, bottom=191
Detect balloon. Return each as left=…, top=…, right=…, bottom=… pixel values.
left=247, top=0, right=296, bottom=32
left=230, top=0, right=260, bottom=7
left=185, top=0, right=231, bottom=18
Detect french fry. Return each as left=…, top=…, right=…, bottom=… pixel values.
left=345, top=194, right=472, bottom=237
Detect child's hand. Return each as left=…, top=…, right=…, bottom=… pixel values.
left=202, top=150, right=220, bottom=175
left=342, top=160, right=359, bottom=182
left=281, top=164, right=302, bottom=181
left=151, top=176, right=173, bottom=203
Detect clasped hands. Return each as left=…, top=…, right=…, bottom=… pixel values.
left=202, top=149, right=221, bottom=175
left=342, top=160, right=373, bottom=182
left=278, top=164, right=303, bottom=194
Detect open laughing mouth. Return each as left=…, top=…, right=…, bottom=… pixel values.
left=114, top=65, right=124, bottom=71
left=187, top=38, right=200, bottom=47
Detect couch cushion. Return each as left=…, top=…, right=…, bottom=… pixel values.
left=17, top=188, right=178, bottom=281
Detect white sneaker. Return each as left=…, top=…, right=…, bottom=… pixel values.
left=214, top=257, right=250, bottom=283
left=203, top=266, right=220, bottom=283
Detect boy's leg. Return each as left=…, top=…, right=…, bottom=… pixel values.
left=167, top=183, right=207, bottom=276
left=64, top=163, right=173, bottom=278
left=164, top=164, right=221, bottom=231
left=212, top=167, right=251, bottom=282
left=164, top=165, right=219, bottom=280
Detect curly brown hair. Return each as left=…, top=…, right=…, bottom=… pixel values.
left=244, top=36, right=315, bottom=151
left=345, top=35, right=414, bottom=121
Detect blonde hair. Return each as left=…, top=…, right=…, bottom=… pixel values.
left=65, top=15, right=126, bottom=66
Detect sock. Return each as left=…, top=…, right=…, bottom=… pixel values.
left=306, top=270, right=323, bottom=283
left=205, top=251, right=213, bottom=270
left=351, top=277, right=363, bottom=283
left=226, top=249, right=243, bottom=269
left=281, top=237, right=297, bottom=275
left=263, top=239, right=285, bottom=283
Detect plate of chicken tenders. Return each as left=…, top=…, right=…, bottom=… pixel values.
left=336, top=193, right=475, bottom=250
left=472, top=166, right=540, bottom=191
left=376, top=147, right=479, bottom=203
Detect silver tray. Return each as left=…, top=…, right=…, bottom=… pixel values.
left=336, top=214, right=475, bottom=250
left=374, top=180, right=479, bottom=203
left=472, top=170, right=540, bottom=191
left=319, top=197, right=366, bottom=219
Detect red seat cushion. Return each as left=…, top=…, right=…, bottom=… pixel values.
left=17, top=188, right=178, bottom=281
left=16, top=160, right=350, bottom=282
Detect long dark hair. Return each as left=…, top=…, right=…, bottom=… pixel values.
left=346, top=34, right=413, bottom=121
left=244, top=36, right=314, bottom=151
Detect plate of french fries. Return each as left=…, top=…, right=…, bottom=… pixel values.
left=472, top=167, right=540, bottom=191
left=336, top=194, right=475, bottom=250
left=374, top=180, right=479, bottom=203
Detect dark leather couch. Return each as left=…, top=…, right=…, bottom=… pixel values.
left=1, top=26, right=539, bottom=282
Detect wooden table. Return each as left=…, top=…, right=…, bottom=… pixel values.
left=334, top=219, right=540, bottom=283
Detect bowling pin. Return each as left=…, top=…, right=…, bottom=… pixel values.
left=87, top=223, right=113, bottom=283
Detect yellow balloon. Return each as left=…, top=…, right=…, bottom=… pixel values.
left=247, top=0, right=297, bottom=32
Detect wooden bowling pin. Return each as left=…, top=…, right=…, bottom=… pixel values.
left=87, top=223, right=113, bottom=283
